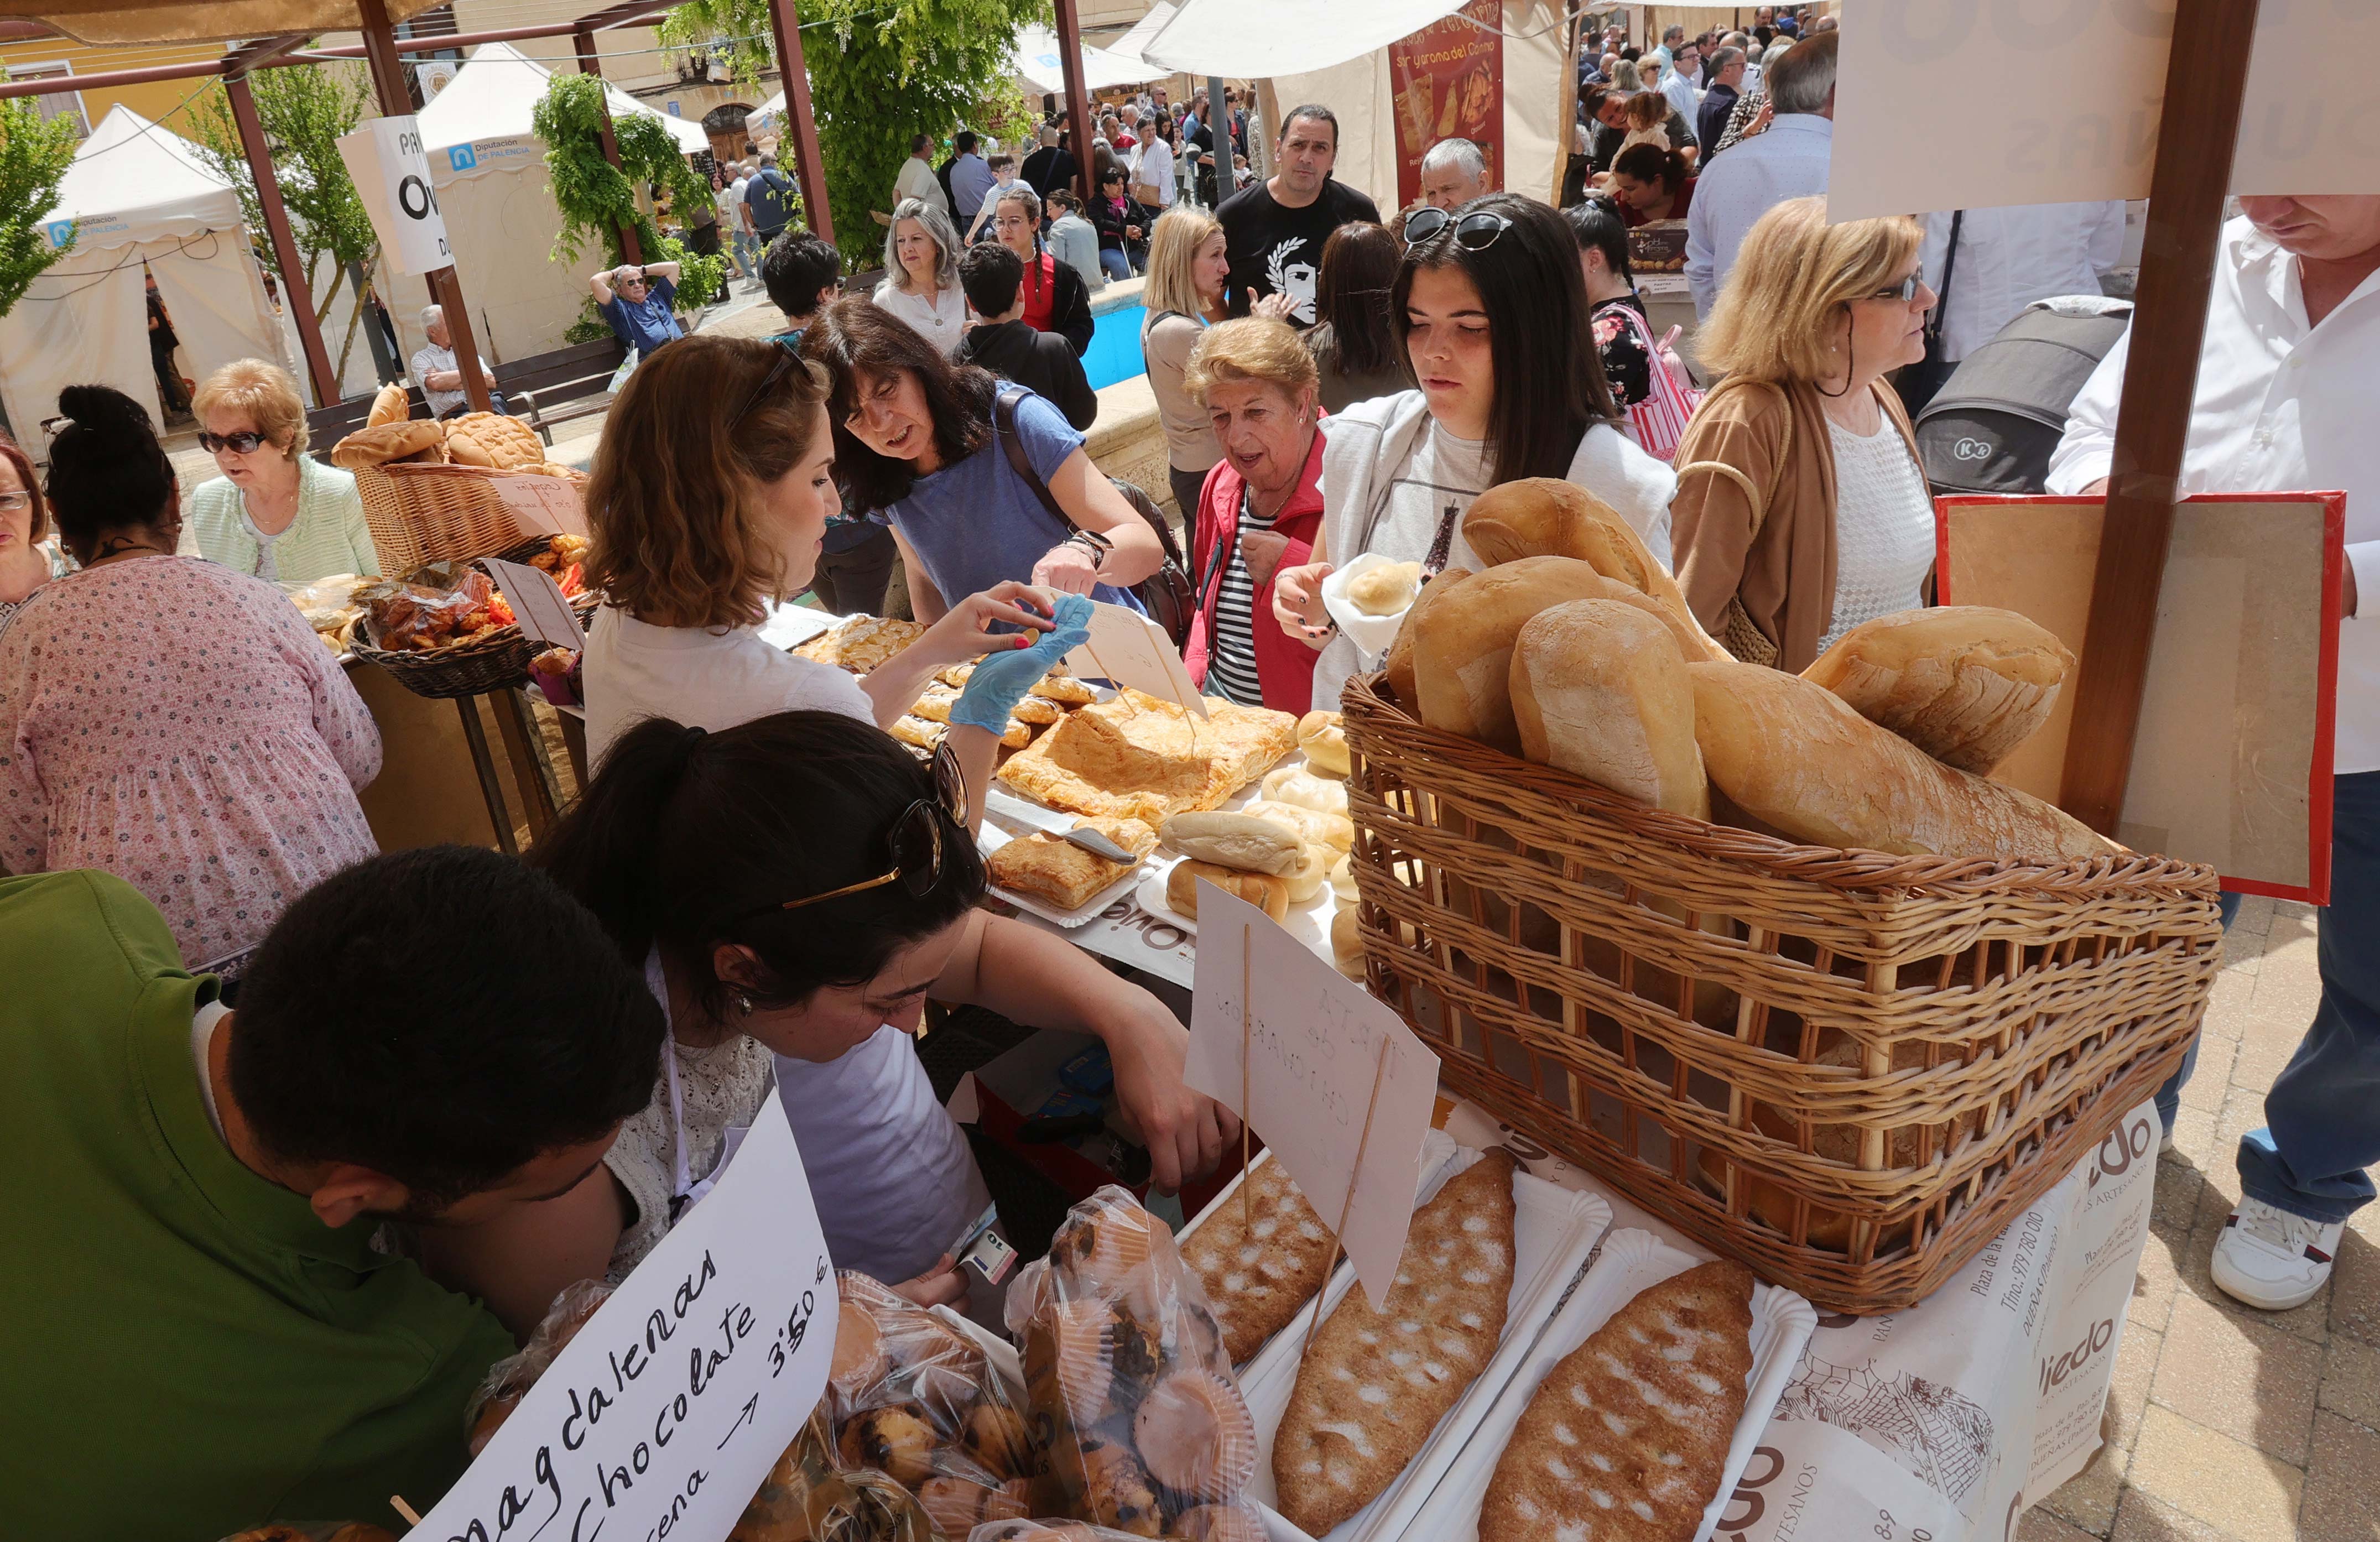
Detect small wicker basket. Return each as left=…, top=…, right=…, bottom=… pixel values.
left=349, top=535, right=597, bottom=700
left=353, top=461, right=581, bottom=573
left=1337, top=672, right=2220, bottom=1313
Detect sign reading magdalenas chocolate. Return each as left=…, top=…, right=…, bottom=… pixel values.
left=409, top=1099, right=834, bottom=1542
left=1388, top=0, right=1504, bottom=209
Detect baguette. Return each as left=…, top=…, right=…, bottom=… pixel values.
left=1241, top=798, right=1354, bottom=855
left=1511, top=598, right=1710, bottom=821
left=1168, top=859, right=1289, bottom=921
left=1412, top=556, right=1618, bottom=750
left=1689, top=661, right=2114, bottom=862
left=364, top=382, right=409, bottom=428
left=1159, top=811, right=1305, bottom=876
left=1802, top=606, right=2075, bottom=774
left=1461, top=478, right=1727, bottom=660
left=1296, top=710, right=1350, bottom=777
left=1382, top=567, right=1471, bottom=707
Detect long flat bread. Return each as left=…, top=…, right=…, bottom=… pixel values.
left=1272, top=1151, right=1517, bottom=1536
left=1180, top=1159, right=1337, bottom=1366
left=1478, top=1259, right=1756, bottom=1542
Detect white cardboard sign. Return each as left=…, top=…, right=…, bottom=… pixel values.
left=408, top=1098, right=835, bottom=1542
left=1184, top=885, right=1440, bottom=1310
left=337, top=116, right=453, bottom=277
left=490, top=474, right=591, bottom=540
left=1062, top=600, right=1207, bottom=718
left=480, top=558, right=586, bottom=649
left=1830, top=1, right=2380, bottom=223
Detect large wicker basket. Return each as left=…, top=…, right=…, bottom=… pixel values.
left=1338, top=672, right=2220, bottom=1312
left=353, top=461, right=581, bottom=572
left=349, top=535, right=597, bottom=700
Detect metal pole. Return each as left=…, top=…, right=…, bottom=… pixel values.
left=225, top=70, right=338, bottom=407
left=358, top=0, right=492, bottom=414
left=1052, top=0, right=1097, bottom=212
left=1206, top=74, right=1228, bottom=202
left=2056, top=0, right=2262, bottom=832
left=574, top=27, right=645, bottom=265
left=762, top=0, right=836, bottom=246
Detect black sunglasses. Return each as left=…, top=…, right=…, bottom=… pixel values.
left=761, top=741, right=970, bottom=914
left=1402, top=207, right=1512, bottom=251
left=199, top=430, right=270, bottom=454
left=736, top=335, right=808, bottom=424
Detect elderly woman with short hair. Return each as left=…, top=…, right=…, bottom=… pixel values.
left=873, top=196, right=969, bottom=356
left=186, top=357, right=381, bottom=585
left=1180, top=317, right=1327, bottom=712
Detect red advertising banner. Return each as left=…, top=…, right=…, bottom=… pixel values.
left=1389, top=0, right=1504, bottom=209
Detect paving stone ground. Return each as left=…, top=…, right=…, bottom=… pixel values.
left=2021, top=895, right=2380, bottom=1542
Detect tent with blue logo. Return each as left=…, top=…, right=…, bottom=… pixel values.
left=0, top=105, right=294, bottom=449
left=394, top=40, right=709, bottom=369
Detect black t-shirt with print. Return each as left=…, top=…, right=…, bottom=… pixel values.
left=1216, top=178, right=1383, bottom=329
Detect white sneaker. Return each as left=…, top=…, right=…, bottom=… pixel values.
left=2210, top=1197, right=2342, bottom=1310
left=2159, top=1115, right=2176, bottom=1155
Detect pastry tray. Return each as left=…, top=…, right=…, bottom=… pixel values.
left=1235, top=1150, right=1614, bottom=1542
left=974, top=820, right=1147, bottom=929
left=1399, top=1227, right=1817, bottom=1542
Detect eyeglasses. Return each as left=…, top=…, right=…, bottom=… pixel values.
left=1863, top=273, right=1925, bottom=303
left=199, top=430, right=270, bottom=454
left=1402, top=207, right=1512, bottom=251
left=0, top=491, right=30, bottom=514
left=736, top=335, right=805, bottom=424
left=768, top=741, right=970, bottom=913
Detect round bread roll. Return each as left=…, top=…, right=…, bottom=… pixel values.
left=1241, top=798, right=1354, bottom=854
left=1161, top=810, right=1305, bottom=875
left=1168, top=859, right=1289, bottom=921
left=330, top=418, right=445, bottom=469
left=444, top=411, right=545, bottom=470
left=364, top=382, right=409, bottom=428
left=1297, top=710, right=1350, bottom=778
left=1511, top=598, right=1710, bottom=820
left=1382, top=567, right=1471, bottom=706
left=1346, top=560, right=1421, bottom=616
left=1282, top=842, right=1330, bottom=904
left=1261, top=764, right=1348, bottom=815
left=1330, top=906, right=1365, bottom=979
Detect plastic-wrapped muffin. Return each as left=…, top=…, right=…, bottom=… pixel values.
left=963, top=1398, right=1035, bottom=1480
left=837, top=1403, right=940, bottom=1487
left=1167, top=1503, right=1267, bottom=1542
left=1132, top=1369, right=1258, bottom=1501
left=1081, top=1443, right=1166, bottom=1538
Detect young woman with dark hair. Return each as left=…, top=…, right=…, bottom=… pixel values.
left=1607, top=142, right=1697, bottom=226
left=419, top=709, right=1235, bottom=1333
left=0, top=384, right=380, bottom=975
left=1565, top=196, right=1655, bottom=406
left=1304, top=221, right=1415, bottom=413
left=1270, top=192, right=1679, bottom=712
left=803, top=297, right=1165, bottom=621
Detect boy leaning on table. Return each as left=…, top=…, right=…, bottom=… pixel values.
left=0, top=847, right=666, bottom=1542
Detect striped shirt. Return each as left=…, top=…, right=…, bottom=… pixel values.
left=1205, top=487, right=1275, bottom=707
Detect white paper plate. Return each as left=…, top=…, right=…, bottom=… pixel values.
left=1400, top=1228, right=1818, bottom=1542
left=1236, top=1152, right=1614, bottom=1542
left=1137, top=853, right=1339, bottom=954
left=975, top=821, right=1148, bottom=930
left=1321, top=552, right=1418, bottom=657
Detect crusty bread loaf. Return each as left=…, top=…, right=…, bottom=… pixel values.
left=1511, top=599, right=1710, bottom=821
left=1168, top=859, right=1289, bottom=921
left=1412, top=556, right=1620, bottom=750
left=365, top=382, right=409, bottom=428
left=330, top=418, right=446, bottom=469
left=1461, top=478, right=1727, bottom=661
left=1689, top=661, right=2113, bottom=862
left=1345, top=560, right=1421, bottom=616
left=1241, top=799, right=1353, bottom=855
left=1802, top=606, right=2076, bottom=775
left=444, top=411, right=545, bottom=470
left=1296, top=711, right=1349, bottom=777
left=1382, top=567, right=1470, bottom=707
left=1160, top=811, right=1305, bottom=876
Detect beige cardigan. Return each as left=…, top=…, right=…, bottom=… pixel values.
left=1669, top=376, right=1923, bottom=673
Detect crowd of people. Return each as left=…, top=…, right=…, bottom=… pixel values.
left=7, top=8, right=2380, bottom=1534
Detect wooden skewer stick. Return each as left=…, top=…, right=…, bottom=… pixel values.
left=1300, top=1033, right=1393, bottom=1360
left=1241, top=925, right=1255, bottom=1228
left=390, top=1494, right=424, bottom=1527
left=1084, top=639, right=1136, bottom=716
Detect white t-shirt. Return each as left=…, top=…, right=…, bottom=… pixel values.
left=894, top=154, right=950, bottom=215
left=872, top=278, right=970, bottom=357
left=580, top=605, right=873, bottom=763
left=975, top=179, right=1018, bottom=230
left=1133, top=138, right=1176, bottom=205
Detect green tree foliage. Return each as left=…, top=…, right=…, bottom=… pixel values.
left=532, top=73, right=725, bottom=310
left=187, top=65, right=381, bottom=378
left=663, top=0, right=1049, bottom=269
left=0, top=98, right=81, bottom=320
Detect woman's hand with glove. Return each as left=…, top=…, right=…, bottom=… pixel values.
left=948, top=592, right=1095, bottom=733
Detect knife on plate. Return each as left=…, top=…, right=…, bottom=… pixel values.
left=984, top=787, right=1138, bottom=863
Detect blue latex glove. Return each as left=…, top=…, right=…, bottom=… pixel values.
left=949, top=593, right=1094, bottom=733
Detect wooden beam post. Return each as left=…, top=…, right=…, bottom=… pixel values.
left=573, top=27, right=644, bottom=265
left=1054, top=0, right=1097, bottom=211
left=357, top=0, right=492, bottom=414
left=762, top=0, right=835, bottom=246
left=225, top=70, right=339, bottom=408
left=2056, top=0, right=2262, bottom=832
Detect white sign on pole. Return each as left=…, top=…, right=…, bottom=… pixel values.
left=407, top=1098, right=836, bottom=1542
left=1830, top=1, right=2380, bottom=223
left=480, top=558, right=587, bottom=649
left=1184, top=886, right=1440, bottom=1310
left=337, top=115, right=454, bottom=277
left=1063, top=600, right=1209, bottom=718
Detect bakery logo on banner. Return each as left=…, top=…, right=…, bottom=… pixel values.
left=2086, top=1114, right=2157, bottom=1191
left=2037, top=1314, right=2117, bottom=1395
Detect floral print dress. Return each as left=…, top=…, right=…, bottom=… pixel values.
left=0, top=555, right=382, bottom=972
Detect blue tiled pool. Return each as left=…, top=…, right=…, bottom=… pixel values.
left=1082, top=303, right=1148, bottom=390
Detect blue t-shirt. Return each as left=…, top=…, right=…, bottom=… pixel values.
left=886, top=389, right=1144, bottom=614
left=601, top=275, right=684, bottom=357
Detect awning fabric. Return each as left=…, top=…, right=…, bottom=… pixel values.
left=1143, top=0, right=1471, bottom=76
left=15, top=0, right=444, bottom=45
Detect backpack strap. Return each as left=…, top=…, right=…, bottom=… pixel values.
left=994, top=385, right=1077, bottom=532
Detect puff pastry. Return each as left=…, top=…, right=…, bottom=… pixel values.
left=988, top=816, right=1158, bottom=910
left=793, top=615, right=927, bottom=674
left=998, top=691, right=1298, bottom=822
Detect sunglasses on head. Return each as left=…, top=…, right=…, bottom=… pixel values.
left=199, top=430, right=270, bottom=454
left=763, top=741, right=970, bottom=914
left=1402, top=206, right=1512, bottom=252
left=736, top=335, right=809, bottom=424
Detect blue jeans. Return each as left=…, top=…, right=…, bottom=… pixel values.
left=1100, top=246, right=1132, bottom=282
left=2155, top=888, right=2242, bottom=1132
left=732, top=229, right=760, bottom=277
left=2231, top=769, right=2380, bottom=1223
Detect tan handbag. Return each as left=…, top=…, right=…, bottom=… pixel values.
left=1129, top=178, right=1163, bottom=207
left=1675, top=381, right=1793, bottom=669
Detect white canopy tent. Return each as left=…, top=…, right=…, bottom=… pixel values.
left=1009, top=27, right=1166, bottom=94
left=397, top=41, right=706, bottom=372
left=0, top=106, right=295, bottom=447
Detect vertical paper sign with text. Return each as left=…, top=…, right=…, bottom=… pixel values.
left=1184, top=885, right=1440, bottom=1310
left=408, top=1098, right=834, bottom=1542
left=1062, top=600, right=1208, bottom=718
left=336, top=116, right=453, bottom=277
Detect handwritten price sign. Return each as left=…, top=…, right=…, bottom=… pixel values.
left=408, top=1098, right=834, bottom=1542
